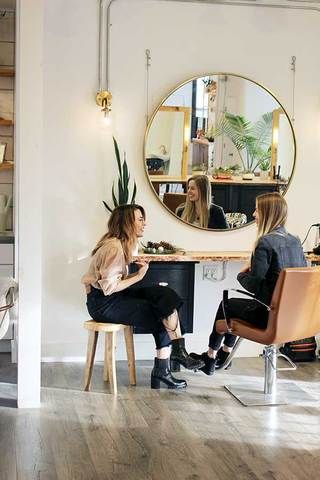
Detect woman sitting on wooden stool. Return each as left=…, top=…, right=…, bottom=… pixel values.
left=190, top=192, right=307, bottom=375
left=82, top=204, right=204, bottom=389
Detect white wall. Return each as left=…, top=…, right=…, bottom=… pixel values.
left=39, top=0, right=320, bottom=361
left=16, top=0, right=43, bottom=407
left=243, top=80, right=278, bottom=122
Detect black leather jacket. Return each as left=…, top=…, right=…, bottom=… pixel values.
left=176, top=203, right=228, bottom=229
left=237, top=226, right=307, bottom=304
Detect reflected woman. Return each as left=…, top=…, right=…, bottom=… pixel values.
left=175, top=175, right=228, bottom=229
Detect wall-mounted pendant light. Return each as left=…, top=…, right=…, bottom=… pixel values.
left=96, top=89, right=112, bottom=122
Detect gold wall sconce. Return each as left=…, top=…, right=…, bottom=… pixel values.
left=96, top=90, right=112, bottom=118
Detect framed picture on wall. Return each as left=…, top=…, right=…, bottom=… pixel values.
left=0, top=143, right=7, bottom=163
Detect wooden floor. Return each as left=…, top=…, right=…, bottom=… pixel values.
left=0, top=353, right=319, bottom=480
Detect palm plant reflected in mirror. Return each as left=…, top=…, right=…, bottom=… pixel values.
left=144, top=73, right=295, bottom=231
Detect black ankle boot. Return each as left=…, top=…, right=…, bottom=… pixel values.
left=151, top=358, right=187, bottom=389
left=189, top=352, right=217, bottom=376
left=170, top=338, right=205, bottom=371
left=215, top=348, right=232, bottom=370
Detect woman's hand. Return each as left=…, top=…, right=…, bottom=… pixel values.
left=135, top=261, right=149, bottom=280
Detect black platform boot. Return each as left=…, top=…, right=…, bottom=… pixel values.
left=151, top=358, right=187, bottom=389
left=190, top=349, right=232, bottom=371
left=170, top=338, right=205, bottom=371
left=189, top=351, right=217, bottom=375
left=215, top=348, right=232, bottom=370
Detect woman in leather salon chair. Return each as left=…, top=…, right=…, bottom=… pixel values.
left=175, top=175, right=228, bottom=229
left=191, top=192, right=307, bottom=375
left=82, top=204, right=204, bottom=390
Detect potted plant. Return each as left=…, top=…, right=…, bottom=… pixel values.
left=103, top=137, right=137, bottom=213
left=212, top=164, right=240, bottom=179
left=259, top=156, right=271, bottom=179
left=209, top=112, right=273, bottom=180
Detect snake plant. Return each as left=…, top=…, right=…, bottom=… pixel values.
left=103, top=137, right=137, bottom=213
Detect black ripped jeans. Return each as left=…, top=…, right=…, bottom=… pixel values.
left=208, top=298, right=269, bottom=350
left=86, top=285, right=183, bottom=349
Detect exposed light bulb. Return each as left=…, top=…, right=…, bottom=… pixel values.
left=96, top=90, right=112, bottom=127
left=102, top=110, right=111, bottom=127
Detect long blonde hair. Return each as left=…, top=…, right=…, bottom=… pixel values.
left=181, top=175, right=211, bottom=228
left=255, top=192, right=287, bottom=248
left=92, top=204, right=145, bottom=263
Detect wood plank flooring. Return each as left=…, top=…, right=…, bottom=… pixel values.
left=0, top=353, right=319, bottom=480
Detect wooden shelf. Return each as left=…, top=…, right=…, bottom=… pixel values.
left=0, top=68, right=14, bottom=77
left=0, top=118, right=13, bottom=126
left=0, top=162, right=13, bottom=170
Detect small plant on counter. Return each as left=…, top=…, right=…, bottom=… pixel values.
left=103, top=137, right=137, bottom=213
left=213, top=167, right=233, bottom=179
left=212, top=164, right=240, bottom=179
left=142, top=241, right=184, bottom=255
left=259, top=155, right=271, bottom=172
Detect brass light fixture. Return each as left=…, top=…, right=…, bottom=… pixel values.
left=96, top=90, right=112, bottom=117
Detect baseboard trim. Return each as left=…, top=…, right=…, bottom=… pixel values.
left=41, top=335, right=263, bottom=362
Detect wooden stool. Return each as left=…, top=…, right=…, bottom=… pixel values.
left=83, top=320, right=136, bottom=395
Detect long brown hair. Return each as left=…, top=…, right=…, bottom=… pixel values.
left=181, top=175, right=211, bottom=228
left=92, top=204, right=146, bottom=263
left=255, top=192, right=287, bottom=248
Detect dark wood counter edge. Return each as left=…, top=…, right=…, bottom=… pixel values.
left=134, top=251, right=320, bottom=263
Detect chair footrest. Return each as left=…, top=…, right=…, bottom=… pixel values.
left=276, top=352, right=297, bottom=371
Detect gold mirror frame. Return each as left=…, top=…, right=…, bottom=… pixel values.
left=144, top=73, right=296, bottom=231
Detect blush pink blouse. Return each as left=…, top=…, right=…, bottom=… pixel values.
left=81, top=238, right=128, bottom=296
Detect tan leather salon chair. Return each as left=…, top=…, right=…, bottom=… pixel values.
left=216, top=267, right=320, bottom=406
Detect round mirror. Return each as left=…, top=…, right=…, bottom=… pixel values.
left=144, top=73, right=295, bottom=230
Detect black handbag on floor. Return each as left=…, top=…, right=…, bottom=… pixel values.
left=279, top=337, right=317, bottom=362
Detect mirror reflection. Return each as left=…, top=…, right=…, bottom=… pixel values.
left=145, top=74, right=295, bottom=230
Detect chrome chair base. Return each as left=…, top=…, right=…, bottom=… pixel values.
left=225, top=381, right=316, bottom=406
left=224, top=344, right=315, bottom=406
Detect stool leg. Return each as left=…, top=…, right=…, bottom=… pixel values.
left=124, top=326, right=136, bottom=386
left=103, top=333, right=109, bottom=382
left=106, top=331, right=117, bottom=395
left=84, top=330, right=98, bottom=392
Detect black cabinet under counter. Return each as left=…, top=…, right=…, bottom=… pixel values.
left=212, top=183, right=284, bottom=220
left=129, top=261, right=196, bottom=333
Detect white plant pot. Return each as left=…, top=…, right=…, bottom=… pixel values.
left=260, top=171, right=269, bottom=179
left=242, top=172, right=254, bottom=180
